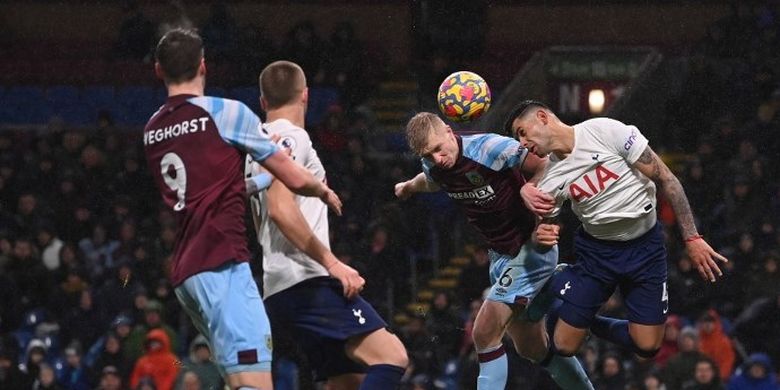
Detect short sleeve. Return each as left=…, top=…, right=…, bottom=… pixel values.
left=595, top=118, right=649, bottom=164
left=273, top=128, right=313, bottom=165
left=462, top=134, right=528, bottom=171
left=188, top=96, right=279, bottom=162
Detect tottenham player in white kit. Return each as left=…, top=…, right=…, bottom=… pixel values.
left=245, top=61, right=408, bottom=390
left=505, top=100, right=729, bottom=363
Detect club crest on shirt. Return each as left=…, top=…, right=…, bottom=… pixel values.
left=279, top=136, right=297, bottom=151
left=465, top=171, right=485, bottom=185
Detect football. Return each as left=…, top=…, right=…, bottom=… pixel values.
left=437, top=71, right=492, bottom=122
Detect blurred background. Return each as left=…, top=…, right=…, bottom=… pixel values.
left=0, top=1, right=778, bottom=389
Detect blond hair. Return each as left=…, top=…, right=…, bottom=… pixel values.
left=406, top=112, right=445, bottom=155
left=258, top=61, right=307, bottom=110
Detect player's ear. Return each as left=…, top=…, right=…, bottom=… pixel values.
left=198, top=58, right=207, bottom=76
left=154, top=62, right=165, bottom=81
left=260, top=96, right=269, bottom=112
left=537, top=109, right=548, bottom=125
left=301, top=87, right=309, bottom=105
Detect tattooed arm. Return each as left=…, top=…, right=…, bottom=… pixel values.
left=632, top=145, right=729, bottom=282
left=632, top=146, right=697, bottom=239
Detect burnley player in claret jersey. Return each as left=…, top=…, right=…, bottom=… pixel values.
left=394, top=112, right=593, bottom=390
left=143, top=29, right=341, bottom=390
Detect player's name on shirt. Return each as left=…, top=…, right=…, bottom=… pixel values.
left=143, top=116, right=211, bottom=146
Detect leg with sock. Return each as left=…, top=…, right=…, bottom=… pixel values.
left=537, top=301, right=594, bottom=390
left=477, top=344, right=508, bottom=390
left=590, top=315, right=659, bottom=358
left=540, top=346, right=594, bottom=390
left=358, top=364, right=406, bottom=390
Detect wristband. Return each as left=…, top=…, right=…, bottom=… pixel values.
left=684, top=234, right=703, bottom=243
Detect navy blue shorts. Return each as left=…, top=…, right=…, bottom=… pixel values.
left=548, top=223, right=668, bottom=328
left=263, top=277, right=387, bottom=381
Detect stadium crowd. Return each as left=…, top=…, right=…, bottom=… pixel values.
left=0, top=2, right=780, bottom=390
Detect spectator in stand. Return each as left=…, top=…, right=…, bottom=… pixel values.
left=727, top=353, right=779, bottom=390
left=90, top=331, right=131, bottom=384
left=79, top=223, right=120, bottom=282
left=663, top=327, right=710, bottom=390
left=37, top=222, right=63, bottom=271
left=593, top=353, right=627, bottom=390
left=457, top=244, right=491, bottom=307
left=746, top=254, right=780, bottom=300
left=732, top=290, right=780, bottom=373
left=33, top=362, right=62, bottom=390
left=656, top=315, right=683, bottom=368
left=6, top=237, right=52, bottom=312
left=47, top=268, right=89, bottom=321
left=426, top=291, right=463, bottom=370
left=173, top=335, right=223, bottom=390
left=125, top=300, right=178, bottom=364
left=682, top=357, right=724, bottom=390
left=59, top=345, right=91, bottom=390
left=23, top=339, right=49, bottom=380
left=643, top=370, right=668, bottom=390
left=0, top=336, right=33, bottom=388
left=401, top=313, right=438, bottom=380
left=96, top=365, right=123, bottom=390
left=697, top=310, right=735, bottom=381
left=96, top=262, right=140, bottom=322
left=61, top=289, right=103, bottom=354
left=129, top=329, right=179, bottom=390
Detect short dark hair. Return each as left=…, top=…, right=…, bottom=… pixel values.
left=258, top=61, right=307, bottom=110
left=503, top=100, right=551, bottom=135
left=154, top=29, right=203, bottom=84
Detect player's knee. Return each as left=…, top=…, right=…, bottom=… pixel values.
left=552, top=333, right=579, bottom=357
left=472, top=325, right=500, bottom=350
left=633, top=336, right=663, bottom=358
left=385, top=337, right=409, bottom=368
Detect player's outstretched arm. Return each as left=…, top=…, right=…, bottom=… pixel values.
left=394, top=172, right=440, bottom=200
left=262, top=151, right=342, bottom=216
left=632, top=145, right=729, bottom=282
left=266, top=178, right=364, bottom=299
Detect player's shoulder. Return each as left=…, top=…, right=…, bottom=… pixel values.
left=186, top=96, right=253, bottom=114
left=264, top=119, right=312, bottom=147
left=462, top=132, right=518, bottom=154
left=462, top=132, right=514, bottom=144
left=578, top=117, right=628, bottom=131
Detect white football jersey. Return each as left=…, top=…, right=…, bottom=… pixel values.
left=538, top=118, right=657, bottom=240
left=246, top=118, right=329, bottom=298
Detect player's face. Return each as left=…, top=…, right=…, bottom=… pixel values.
left=421, top=125, right=458, bottom=169
left=511, top=111, right=550, bottom=157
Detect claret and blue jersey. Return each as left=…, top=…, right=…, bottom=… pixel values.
left=423, top=133, right=535, bottom=257
left=143, top=95, right=278, bottom=286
